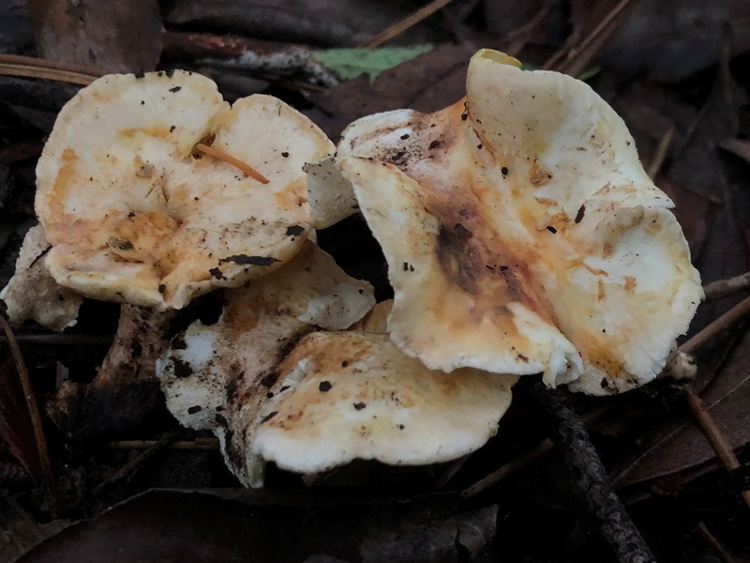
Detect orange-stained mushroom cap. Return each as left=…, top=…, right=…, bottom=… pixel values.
left=36, top=70, right=335, bottom=310
left=334, top=49, right=703, bottom=394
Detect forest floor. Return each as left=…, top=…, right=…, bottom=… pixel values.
left=0, top=1, right=750, bottom=561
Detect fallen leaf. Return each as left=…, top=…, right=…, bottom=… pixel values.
left=306, top=43, right=475, bottom=140
left=312, top=45, right=433, bottom=81
left=27, top=0, right=163, bottom=73
left=18, top=489, right=496, bottom=562
left=613, top=325, right=750, bottom=488
left=719, top=138, right=750, bottom=164
left=572, top=0, right=750, bottom=82
left=160, top=0, right=441, bottom=47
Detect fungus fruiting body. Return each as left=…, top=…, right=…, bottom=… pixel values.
left=157, top=242, right=515, bottom=485
left=34, top=70, right=334, bottom=310
left=334, top=49, right=703, bottom=394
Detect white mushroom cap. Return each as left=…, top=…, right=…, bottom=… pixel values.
left=335, top=49, right=703, bottom=394
left=253, top=330, right=516, bottom=473
left=0, top=224, right=82, bottom=331
left=157, top=241, right=376, bottom=486
left=35, top=70, right=335, bottom=310
left=158, top=241, right=516, bottom=485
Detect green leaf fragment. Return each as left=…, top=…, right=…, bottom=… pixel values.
left=312, top=45, right=434, bottom=81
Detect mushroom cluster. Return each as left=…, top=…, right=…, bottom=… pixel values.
left=2, top=50, right=702, bottom=486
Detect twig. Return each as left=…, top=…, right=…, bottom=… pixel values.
left=525, top=380, right=656, bottom=563
left=105, top=437, right=219, bottom=450
left=0, top=316, right=58, bottom=518
left=697, top=521, right=737, bottom=563
left=93, top=430, right=179, bottom=495
left=195, top=143, right=270, bottom=184
left=460, top=405, right=611, bottom=498
left=674, top=296, right=750, bottom=501
left=0, top=334, right=112, bottom=345
left=360, top=0, right=456, bottom=48
left=646, top=125, right=675, bottom=179
left=501, top=6, right=552, bottom=57
left=0, top=53, right=101, bottom=85
left=678, top=294, right=750, bottom=355
left=461, top=438, right=553, bottom=499
left=704, top=272, right=750, bottom=302
left=684, top=384, right=750, bottom=509
left=435, top=453, right=470, bottom=488
left=543, top=0, right=639, bottom=76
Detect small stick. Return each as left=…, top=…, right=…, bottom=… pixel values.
left=0, top=53, right=101, bottom=86
left=543, top=0, right=638, bottom=76
left=94, top=430, right=178, bottom=495
left=105, top=438, right=219, bottom=450
left=0, top=334, right=112, bottom=345
left=646, top=125, right=675, bottom=179
left=678, top=294, right=750, bottom=355
left=696, top=521, right=737, bottom=563
left=360, top=0, right=455, bottom=48
left=435, top=454, right=470, bottom=488
left=461, top=405, right=610, bottom=498
left=0, top=316, right=58, bottom=518
left=461, top=438, right=553, bottom=499
left=684, top=384, right=750, bottom=509
left=704, top=272, right=750, bottom=302
left=526, top=380, right=656, bottom=563
left=195, top=143, right=269, bottom=184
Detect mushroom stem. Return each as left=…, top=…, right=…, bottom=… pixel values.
left=195, top=142, right=270, bottom=184
left=524, top=380, right=656, bottom=563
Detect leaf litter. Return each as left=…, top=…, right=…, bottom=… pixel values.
left=1, top=1, right=750, bottom=561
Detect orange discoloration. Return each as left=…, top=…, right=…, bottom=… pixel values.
left=624, top=276, right=636, bottom=291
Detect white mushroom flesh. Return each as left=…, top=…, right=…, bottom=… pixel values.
left=0, top=224, right=82, bottom=330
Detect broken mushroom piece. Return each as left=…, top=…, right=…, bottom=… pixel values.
left=35, top=70, right=335, bottom=310
left=335, top=49, right=703, bottom=394
left=1, top=224, right=82, bottom=331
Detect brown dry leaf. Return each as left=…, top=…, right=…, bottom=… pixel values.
left=306, top=44, right=475, bottom=140
left=614, top=326, right=750, bottom=488
left=17, top=489, right=495, bottom=562
left=572, top=0, right=750, bottom=82
left=27, top=0, right=163, bottom=73
left=483, top=0, right=546, bottom=37
left=161, top=0, right=441, bottom=47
